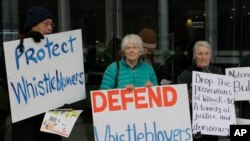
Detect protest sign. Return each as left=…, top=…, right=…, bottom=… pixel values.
left=91, top=84, right=193, bottom=141
left=192, top=71, right=236, bottom=136
left=225, top=67, right=250, bottom=101
left=4, top=29, right=85, bottom=123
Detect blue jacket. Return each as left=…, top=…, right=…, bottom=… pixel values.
left=100, top=58, right=158, bottom=90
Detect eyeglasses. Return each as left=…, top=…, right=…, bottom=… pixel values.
left=42, top=22, right=55, bottom=28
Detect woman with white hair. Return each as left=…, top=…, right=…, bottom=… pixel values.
left=100, top=34, right=158, bottom=90
left=178, top=40, right=222, bottom=88
left=177, top=40, right=222, bottom=141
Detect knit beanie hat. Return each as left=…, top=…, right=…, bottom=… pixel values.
left=138, top=28, right=157, bottom=49
left=23, top=6, right=54, bottom=33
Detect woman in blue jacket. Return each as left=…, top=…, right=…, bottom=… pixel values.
left=100, top=34, right=158, bottom=90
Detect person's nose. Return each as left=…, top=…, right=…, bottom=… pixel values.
left=48, top=25, right=53, bottom=30
left=201, top=54, right=207, bottom=59
left=46, top=27, right=53, bottom=34
left=129, top=48, right=134, bottom=52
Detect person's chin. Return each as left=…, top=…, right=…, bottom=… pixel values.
left=127, top=58, right=138, bottom=61
left=197, top=64, right=208, bottom=68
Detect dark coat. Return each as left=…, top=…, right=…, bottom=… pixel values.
left=177, top=64, right=223, bottom=90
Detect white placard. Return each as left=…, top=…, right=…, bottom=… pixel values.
left=91, top=85, right=193, bottom=141
left=225, top=67, right=250, bottom=101
left=192, top=71, right=236, bottom=136
left=4, top=29, right=86, bottom=123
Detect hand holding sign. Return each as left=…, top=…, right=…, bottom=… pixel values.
left=26, top=31, right=45, bottom=42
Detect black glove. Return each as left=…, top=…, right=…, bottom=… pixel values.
left=17, top=40, right=25, bottom=53
left=17, top=31, right=44, bottom=53
left=193, top=131, right=202, bottom=139
left=25, top=31, right=44, bottom=42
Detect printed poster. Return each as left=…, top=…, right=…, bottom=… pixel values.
left=40, top=110, right=83, bottom=137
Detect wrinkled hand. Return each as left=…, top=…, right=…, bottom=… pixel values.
left=145, top=81, right=153, bottom=87
left=25, top=31, right=44, bottom=42
left=125, top=84, right=135, bottom=91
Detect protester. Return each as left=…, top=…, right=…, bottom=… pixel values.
left=100, top=34, right=158, bottom=90
left=177, top=40, right=222, bottom=141
left=12, top=6, right=61, bottom=141
left=115, top=28, right=157, bottom=66
left=138, top=28, right=157, bottom=66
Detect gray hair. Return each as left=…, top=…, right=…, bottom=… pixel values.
left=193, top=40, right=212, bottom=57
left=121, top=34, right=143, bottom=52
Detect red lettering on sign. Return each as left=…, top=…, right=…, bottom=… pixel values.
left=134, top=87, right=147, bottom=109
left=92, top=91, right=107, bottom=113
left=162, top=86, right=177, bottom=106
left=107, top=90, right=121, bottom=111
left=120, top=89, right=133, bottom=110
left=91, top=86, right=178, bottom=113
left=148, top=87, right=162, bottom=107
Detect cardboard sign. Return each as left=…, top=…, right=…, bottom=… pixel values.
left=4, top=29, right=86, bottom=123
left=225, top=67, right=250, bottom=101
left=192, top=71, right=236, bottom=136
left=91, top=85, right=193, bottom=141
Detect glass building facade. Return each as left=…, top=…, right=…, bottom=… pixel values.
left=0, top=0, right=250, bottom=140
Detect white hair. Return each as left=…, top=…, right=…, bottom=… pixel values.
left=193, top=40, right=212, bottom=58
left=121, top=34, right=143, bottom=52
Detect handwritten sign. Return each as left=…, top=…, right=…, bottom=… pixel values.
left=225, top=67, right=250, bottom=101
left=192, top=71, right=236, bottom=136
left=4, top=29, right=85, bottom=123
left=91, top=85, right=193, bottom=141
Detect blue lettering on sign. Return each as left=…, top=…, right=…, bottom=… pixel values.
left=94, top=122, right=192, bottom=141
left=15, top=35, right=77, bottom=70
left=10, top=70, right=84, bottom=104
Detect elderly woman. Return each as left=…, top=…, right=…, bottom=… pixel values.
left=177, top=41, right=222, bottom=90
left=100, top=34, right=158, bottom=90
left=177, top=41, right=222, bottom=141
